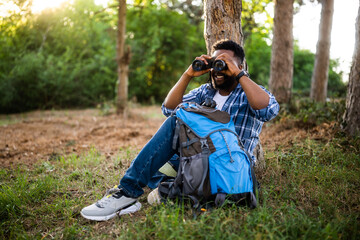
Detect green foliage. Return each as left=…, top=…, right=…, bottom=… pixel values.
left=0, top=0, right=347, bottom=113
left=294, top=98, right=346, bottom=125
left=0, top=169, right=56, bottom=239
left=293, top=47, right=314, bottom=93
left=0, top=0, right=207, bottom=113
left=242, top=0, right=273, bottom=41
left=244, top=34, right=345, bottom=96
left=0, top=0, right=117, bottom=113
left=277, top=97, right=346, bottom=126
left=244, top=32, right=271, bottom=86
left=328, top=59, right=347, bottom=97
left=126, top=3, right=206, bottom=103
left=121, top=200, right=359, bottom=239
left=155, top=0, right=204, bottom=25
left=242, top=0, right=273, bottom=87
left=293, top=45, right=346, bottom=97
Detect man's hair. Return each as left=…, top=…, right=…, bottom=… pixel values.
left=212, top=40, right=245, bottom=65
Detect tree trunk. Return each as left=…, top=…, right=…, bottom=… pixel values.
left=116, top=0, right=131, bottom=115
left=343, top=5, right=360, bottom=137
left=269, top=0, right=294, bottom=104
left=203, top=0, right=244, bottom=54
left=310, top=0, right=334, bottom=102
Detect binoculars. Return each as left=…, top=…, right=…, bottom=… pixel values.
left=192, top=58, right=228, bottom=71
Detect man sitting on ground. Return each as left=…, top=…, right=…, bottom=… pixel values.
left=81, top=40, right=280, bottom=221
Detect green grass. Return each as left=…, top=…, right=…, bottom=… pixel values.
left=0, top=115, right=22, bottom=126
left=0, top=129, right=359, bottom=239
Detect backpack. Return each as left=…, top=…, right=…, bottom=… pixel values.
left=158, top=101, right=258, bottom=209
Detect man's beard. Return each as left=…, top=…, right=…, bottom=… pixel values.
left=209, top=72, right=237, bottom=90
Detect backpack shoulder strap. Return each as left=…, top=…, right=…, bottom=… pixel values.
left=172, top=120, right=181, bottom=150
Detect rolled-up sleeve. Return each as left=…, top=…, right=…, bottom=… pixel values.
left=161, top=85, right=209, bottom=117
left=250, top=88, right=280, bottom=122
left=161, top=104, right=175, bottom=117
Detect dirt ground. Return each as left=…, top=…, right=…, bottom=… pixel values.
left=0, top=105, right=337, bottom=168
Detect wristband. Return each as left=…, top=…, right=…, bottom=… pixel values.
left=235, top=70, right=250, bottom=82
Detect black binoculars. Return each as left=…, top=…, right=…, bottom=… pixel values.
left=192, top=58, right=228, bottom=71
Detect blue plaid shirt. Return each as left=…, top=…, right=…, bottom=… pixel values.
left=161, top=83, right=280, bottom=162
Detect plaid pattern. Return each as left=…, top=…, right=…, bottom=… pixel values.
left=162, top=83, right=280, bottom=162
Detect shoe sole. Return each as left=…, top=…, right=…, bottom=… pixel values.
left=80, top=211, right=117, bottom=221
left=80, top=200, right=137, bottom=221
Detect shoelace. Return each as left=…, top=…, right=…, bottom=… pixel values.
left=95, top=187, right=121, bottom=208
left=105, top=187, right=120, bottom=196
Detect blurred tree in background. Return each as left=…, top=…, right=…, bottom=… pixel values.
left=242, top=0, right=272, bottom=41
left=0, top=0, right=345, bottom=113
left=126, top=2, right=206, bottom=103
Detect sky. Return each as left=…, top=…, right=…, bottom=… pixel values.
left=1, top=0, right=358, bottom=81
left=293, top=0, right=359, bottom=82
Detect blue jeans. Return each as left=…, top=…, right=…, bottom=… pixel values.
left=118, top=116, right=178, bottom=198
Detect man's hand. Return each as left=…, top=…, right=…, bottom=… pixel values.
left=164, top=54, right=212, bottom=110
left=184, top=54, right=212, bottom=78
left=213, top=52, right=242, bottom=77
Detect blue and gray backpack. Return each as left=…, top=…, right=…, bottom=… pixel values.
left=158, top=101, right=258, bottom=209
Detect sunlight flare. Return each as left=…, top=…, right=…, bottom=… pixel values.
left=31, top=0, right=71, bottom=13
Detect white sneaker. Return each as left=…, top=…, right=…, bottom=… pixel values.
left=81, top=190, right=137, bottom=221
left=147, top=187, right=161, bottom=205
left=118, top=201, right=142, bottom=216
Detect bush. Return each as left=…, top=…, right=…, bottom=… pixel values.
left=0, top=0, right=117, bottom=113
left=126, top=4, right=206, bottom=103
left=277, top=97, right=346, bottom=126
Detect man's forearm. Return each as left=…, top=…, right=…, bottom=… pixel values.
left=163, top=72, right=193, bottom=110
left=238, top=75, right=270, bottom=110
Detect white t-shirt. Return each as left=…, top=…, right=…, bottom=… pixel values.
left=213, top=91, right=230, bottom=110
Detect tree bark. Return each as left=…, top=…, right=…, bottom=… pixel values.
left=203, top=0, right=243, bottom=54
left=343, top=5, right=360, bottom=137
left=269, top=0, right=294, bottom=104
left=310, top=0, right=334, bottom=102
left=116, top=0, right=131, bottom=115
